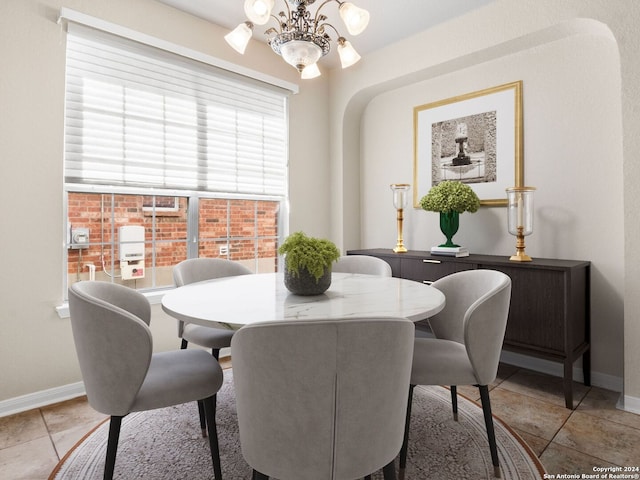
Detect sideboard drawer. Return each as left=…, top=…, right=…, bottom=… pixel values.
left=401, top=257, right=473, bottom=284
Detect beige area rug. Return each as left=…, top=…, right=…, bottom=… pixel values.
left=50, top=370, right=545, bottom=479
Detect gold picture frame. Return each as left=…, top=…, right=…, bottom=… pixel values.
left=413, top=81, right=523, bottom=208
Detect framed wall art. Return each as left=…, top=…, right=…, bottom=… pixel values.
left=413, top=81, right=523, bottom=207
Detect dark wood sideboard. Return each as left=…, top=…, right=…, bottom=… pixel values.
left=347, top=248, right=591, bottom=409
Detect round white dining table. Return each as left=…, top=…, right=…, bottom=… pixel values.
left=161, top=272, right=446, bottom=330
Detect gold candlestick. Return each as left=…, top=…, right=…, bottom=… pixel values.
left=390, top=183, right=410, bottom=253
left=510, top=225, right=532, bottom=262
left=394, top=207, right=407, bottom=253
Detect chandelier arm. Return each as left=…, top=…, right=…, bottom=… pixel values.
left=313, top=0, right=338, bottom=26
left=264, top=27, right=280, bottom=38
left=268, top=13, right=283, bottom=33
left=317, top=21, right=342, bottom=40
left=281, top=0, right=291, bottom=19
left=270, top=0, right=291, bottom=33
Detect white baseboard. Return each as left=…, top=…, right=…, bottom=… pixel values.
left=0, top=350, right=627, bottom=417
left=0, top=349, right=233, bottom=417
left=619, top=394, right=640, bottom=414
left=499, top=350, right=623, bottom=392
left=415, top=326, right=623, bottom=392
left=0, top=382, right=86, bottom=418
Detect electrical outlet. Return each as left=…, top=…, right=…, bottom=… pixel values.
left=219, top=245, right=229, bottom=255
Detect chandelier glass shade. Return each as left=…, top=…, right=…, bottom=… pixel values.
left=279, top=39, right=322, bottom=71
left=224, top=22, right=254, bottom=54
left=338, top=2, right=370, bottom=35
left=300, top=62, right=321, bottom=79
left=337, top=38, right=360, bottom=68
left=225, top=0, right=370, bottom=78
left=244, top=0, right=275, bottom=25
left=271, top=32, right=330, bottom=71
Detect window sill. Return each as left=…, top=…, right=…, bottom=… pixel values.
left=56, top=288, right=171, bottom=319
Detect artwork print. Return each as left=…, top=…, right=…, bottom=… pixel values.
left=431, top=111, right=497, bottom=184
left=414, top=81, right=523, bottom=207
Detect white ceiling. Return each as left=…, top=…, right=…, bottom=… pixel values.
left=154, top=0, right=495, bottom=68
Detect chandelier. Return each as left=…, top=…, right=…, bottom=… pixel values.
left=225, top=0, right=370, bottom=79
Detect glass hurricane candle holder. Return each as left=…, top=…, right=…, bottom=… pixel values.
left=390, top=183, right=410, bottom=253
left=506, top=186, right=536, bottom=262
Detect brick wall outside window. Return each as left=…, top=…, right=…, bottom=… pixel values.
left=67, top=193, right=279, bottom=288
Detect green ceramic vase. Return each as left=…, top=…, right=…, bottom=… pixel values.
left=439, top=211, right=460, bottom=247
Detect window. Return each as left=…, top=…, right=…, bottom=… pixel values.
left=142, top=196, right=179, bottom=212
left=63, top=22, right=290, bottom=297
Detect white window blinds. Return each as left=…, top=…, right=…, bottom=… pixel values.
left=64, top=23, right=289, bottom=196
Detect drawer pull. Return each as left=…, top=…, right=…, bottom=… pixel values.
left=422, top=259, right=441, bottom=264
left=422, top=280, right=434, bottom=285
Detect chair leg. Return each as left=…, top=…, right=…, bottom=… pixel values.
left=181, top=339, right=208, bottom=437
left=450, top=385, right=458, bottom=421
left=252, top=470, right=269, bottom=479
left=190, top=349, right=221, bottom=438
left=186, top=348, right=221, bottom=438
left=104, top=416, right=123, bottom=480
left=197, top=400, right=207, bottom=437
left=398, top=384, right=415, bottom=479
left=478, top=385, right=501, bottom=478
left=382, top=459, right=397, bottom=480
left=203, top=395, right=223, bottom=480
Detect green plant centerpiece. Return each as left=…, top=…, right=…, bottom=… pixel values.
left=419, top=180, right=480, bottom=248
left=278, top=231, right=341, bottom=295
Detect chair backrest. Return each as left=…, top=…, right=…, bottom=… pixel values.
left=173, top=257, right=253, bottom=287
left=429, top=269, right=512, bottom=385
left=231, top=317, right=414, bottom=480
left=173, top=258, right=253, bottom=336
left=68, top=281, right=153, bottom=416
left=332, top=255, right=392, bottom=277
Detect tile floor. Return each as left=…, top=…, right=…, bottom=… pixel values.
left=1, top=360, right=639, bottom=479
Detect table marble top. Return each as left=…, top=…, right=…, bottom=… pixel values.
left=161, top=272, right=445, bottom=330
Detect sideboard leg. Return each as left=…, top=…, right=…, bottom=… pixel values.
left=564, top=360, right=574, bottom=409
left=583, top=349, right=591, bottom=387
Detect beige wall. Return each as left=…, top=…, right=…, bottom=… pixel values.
left=361, top=29, right=623, bottom=383
left=328, top=0, right=640, bottom=408
left=2, top=0, right=640, bottom=414
left=0, top=0, right=330, bottom=405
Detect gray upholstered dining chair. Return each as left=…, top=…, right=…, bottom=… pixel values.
left=173, top=258, right=253, bottom=358
left=231, top=317, right=415, bottom=480
left=68, top=281, right=224, bottom=480
left=332, top=254, right=393, bottom=276
left=399, top=269, right=511, bottom=478
left=173, top=257, right=252, bottom=436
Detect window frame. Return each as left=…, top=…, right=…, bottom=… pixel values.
left=58, top=10, right=294, bottom=315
